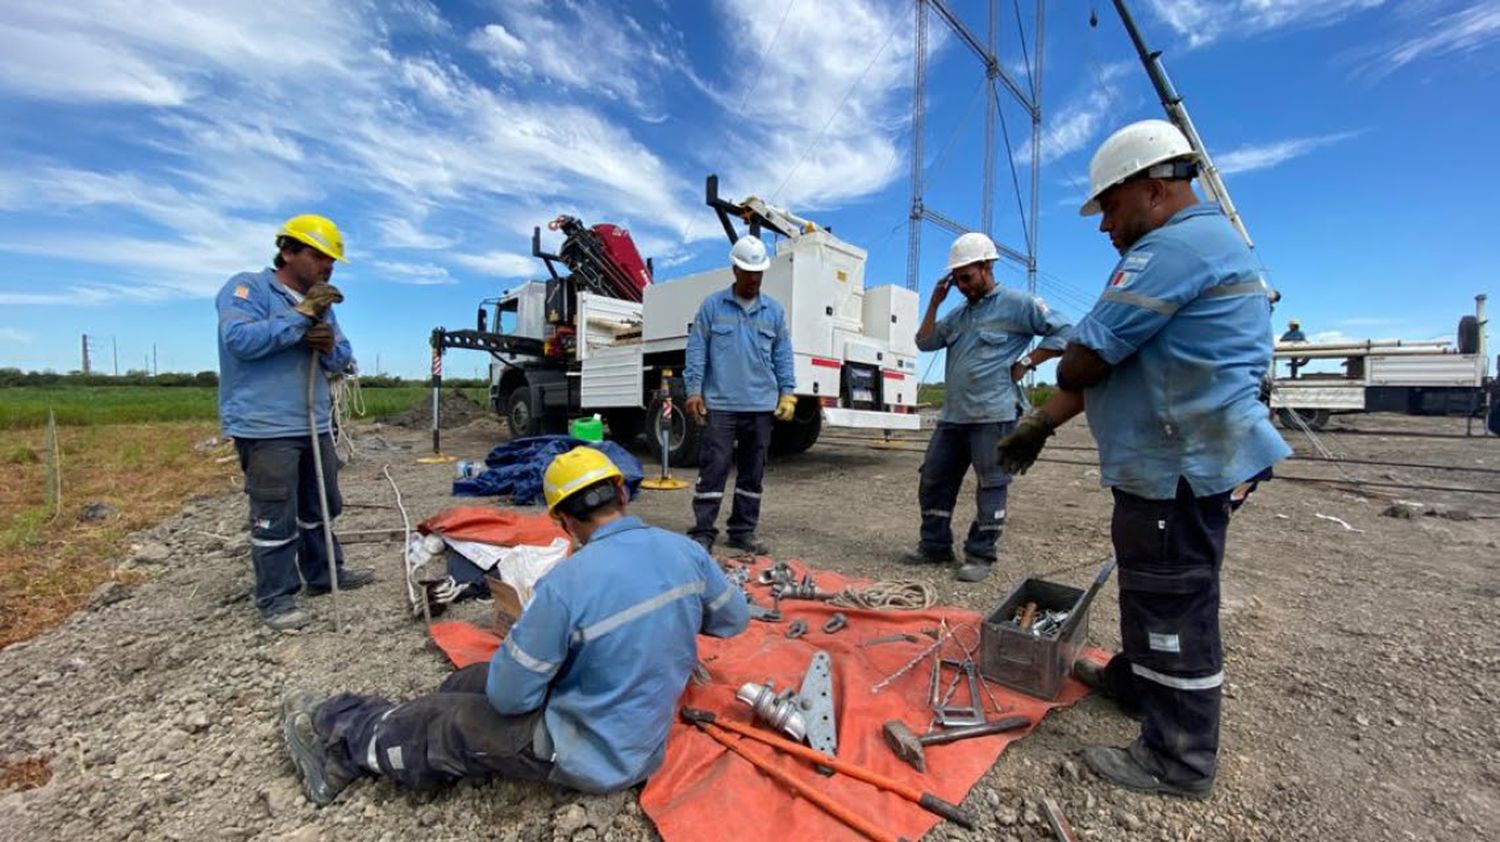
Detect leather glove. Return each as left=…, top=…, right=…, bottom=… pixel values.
left=683, top=395, right=708, bottom=426
left=303, top=322, right=337, bottom=354
left=294, top=282, right=344, bottom=319
left=773, top=394, right=798, bottom=422
left=997, top=409, right=1056, bottom=475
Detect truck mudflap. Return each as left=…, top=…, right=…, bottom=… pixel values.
left=821, top=407, right=921, bottom=431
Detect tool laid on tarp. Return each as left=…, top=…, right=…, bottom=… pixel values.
left=882, top=716, right=1031, bottom=772
left=681, top=708, right=976, bottom=834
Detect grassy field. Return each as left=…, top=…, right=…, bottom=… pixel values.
left=0, top=385, right=488, bottom=429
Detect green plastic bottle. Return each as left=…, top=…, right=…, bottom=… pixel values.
left=569, top=414, right=604, bottom=442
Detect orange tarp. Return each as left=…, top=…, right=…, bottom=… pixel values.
left=417, top=506, right=569, bottom=547
left=430, top=559, right=1104, bottom=842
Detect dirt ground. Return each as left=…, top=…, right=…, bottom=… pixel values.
left=1, top=410, right=1496, bottom=842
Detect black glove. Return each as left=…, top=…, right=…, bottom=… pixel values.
left=998, top=410, right=1056, bottom=475
left=304, top=322, right=337, bottom=354
left=294, top=282, right=344, bottom=319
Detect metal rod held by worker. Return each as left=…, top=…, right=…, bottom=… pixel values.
left=429, top=335, right=442, bottom=455
left=307, top=349, right=341, bottom=632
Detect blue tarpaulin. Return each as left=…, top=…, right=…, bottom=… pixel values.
left=452, top=435, right=643, bottom=504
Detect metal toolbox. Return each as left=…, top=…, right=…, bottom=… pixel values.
left=979, top=559, right=1115, bottom=700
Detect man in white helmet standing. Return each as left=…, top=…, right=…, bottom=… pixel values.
left=998, top=120, right=1290, bottom=798
left=682, top=235, right=796, bottom=554
left=906, top=232, right=1072, bottom=582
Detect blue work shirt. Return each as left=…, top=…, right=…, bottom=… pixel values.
left=917, top=287, right=1072, bottom=423
left=485, top=516, right=749, bottom=793
left=684, top=288, right=795, bottom=412
left=216, top=269, right=353, bottom=438
left=1072, top=202, right=1291, bottom=499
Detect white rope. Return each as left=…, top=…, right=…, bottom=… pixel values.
left=330, top=373, right=366, bottom=463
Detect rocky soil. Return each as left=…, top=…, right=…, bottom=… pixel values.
left=2, top=412, right=1497, bottom=841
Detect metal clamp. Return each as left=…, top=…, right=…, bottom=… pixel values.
left=786, top=619, right=807, bottom=638
left=822, top=613, right=847, bottom=634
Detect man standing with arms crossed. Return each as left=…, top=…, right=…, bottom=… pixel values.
left=907, top=232, right=1071, bottom=582
left=216, top=214, right=374, bottom=631
left=683, top=235, right=797, bottom=555
left=999, top=120, right=1290, bottom=798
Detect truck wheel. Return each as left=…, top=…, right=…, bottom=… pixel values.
left=646, top=395, right=701, bottom=468
left=770, top=399, right=822, bottom=456
left=1458, top=315, right=1479, bottom=355
left=1277, top=407, right=1329, bottom=431
left=505, top=387, right=542, bottom=439
left=603, top=409, right=646, bottom=446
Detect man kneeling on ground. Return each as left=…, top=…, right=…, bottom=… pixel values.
left=281, top=448, right=751, bottom=804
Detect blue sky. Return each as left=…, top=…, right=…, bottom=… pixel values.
left=0, top=0, right=1496, bottom=379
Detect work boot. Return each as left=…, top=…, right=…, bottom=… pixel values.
left=305, top=567, right=376, bottom=596
left=281, top=691, right=356, bottom=807
left=1073, top=658, right=1144, bottom=720
left=1080, top=745, right=1213, bottom=801
left=901, top=546, right=955, bottom=566
left=954, top=553, right=994, bottom=582
left=725, top=534, right=770, bottom=556
left=263, top=608, right=312, bottom=632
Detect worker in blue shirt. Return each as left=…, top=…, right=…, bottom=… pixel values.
left=281, top=447, right=750, bottom=805
left=216, top=215, right=373, bottom=632
left=998, top=120, right=1290, bottom=799
left=682, top=235, right=797, bottom=555
left=907, top=232, right=1072, bottom=582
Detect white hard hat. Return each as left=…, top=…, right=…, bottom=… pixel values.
left=729, top=235, right=771, bottom=271
left=1080, top=119, right=1196, bottom=216
left=946, top=232, right=999, bottom=271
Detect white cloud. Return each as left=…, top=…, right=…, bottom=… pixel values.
left=1214, top=131, right=1362, bottom=174
left=448, top=251, right=538, bottom=278
left=372, top=261, right=456, bottom=286
left=1144, top=0, right=1387, bottom=48
left=709, top=0, right=917, bottom=210
left=0, top=327, right=35, bottom=344
left=375, top=217, right=460, bottom=250
left=466, top=2, right=684, bottom=112
left=1363, top=0, right=1500, bottom=78
left=1017, top=63, right=1133, bottom=167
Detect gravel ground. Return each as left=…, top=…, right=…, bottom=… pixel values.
left=2, top=411, right=1497, bottom=842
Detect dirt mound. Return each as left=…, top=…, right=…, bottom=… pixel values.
left=377, top=389, right=491, bottom=429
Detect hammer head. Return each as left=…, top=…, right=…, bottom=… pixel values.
left=881, top=720, right=926, bottom=772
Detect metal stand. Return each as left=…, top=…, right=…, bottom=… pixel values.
left=641, top=392, right=688, bottom=491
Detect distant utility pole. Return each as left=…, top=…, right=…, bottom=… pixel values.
left=112, top=336, right=119, bottom=376
left=152, top=343, right=157, bottom=376
left=81, top=334, right=91, bottom=374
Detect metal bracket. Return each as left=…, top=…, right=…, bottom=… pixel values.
left=798, top=650, right=838, bottom=756
left=785, top=619, right=807, bottom=638
left=934, top=658, right=986, bottom=728
left=822, top=613, right=847, bottom=634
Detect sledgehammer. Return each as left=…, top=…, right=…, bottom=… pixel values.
left=882, top=715, right=1032, bottom=772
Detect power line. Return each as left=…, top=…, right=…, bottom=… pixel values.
left=770, top=12, right=906, bottom=203
left=736, top=0, right=798, bottom=115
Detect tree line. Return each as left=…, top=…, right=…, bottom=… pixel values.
left=0, top=369, right=488, bottom=389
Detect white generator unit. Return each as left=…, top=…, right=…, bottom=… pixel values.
left=476, top=176, right=921, bottom=466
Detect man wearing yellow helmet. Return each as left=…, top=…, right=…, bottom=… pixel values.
left=279, top=447, right=749, bottom=805
left=216, top=214, right=372, bottom=632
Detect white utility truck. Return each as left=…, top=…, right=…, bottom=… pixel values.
left=1270, top=295, right=1491, bottom=431
left=438, top=176, right=921, bottom=466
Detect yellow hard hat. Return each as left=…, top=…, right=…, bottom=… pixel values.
left=277, top=214, right=347, bottom=262
left=543, top=448, right=624, bottom=515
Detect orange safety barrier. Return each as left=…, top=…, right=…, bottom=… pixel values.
left=430, top=558, right=1106, bottom=842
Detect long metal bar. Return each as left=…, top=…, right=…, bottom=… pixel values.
left=1111, top=0, right=1251, bottom=249
left=981, top=0, right=997, bottom=235
left=928, top=0, right=1034, bottom=111
left=1028, top=0, right=1044, bottom=296
left=905, top=0, right=928, bottom=291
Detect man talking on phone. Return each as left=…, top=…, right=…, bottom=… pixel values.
left=905, top=233, right=1072, bottom=582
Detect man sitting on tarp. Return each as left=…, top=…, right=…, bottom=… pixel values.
left=279, top=448, right=750, bottom=804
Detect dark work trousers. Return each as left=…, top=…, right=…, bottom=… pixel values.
left=314, top=663, right=554, bottom=790
left=917, top=421, right=1015, bottom=565
left=234, top=435, right=346, bottom=617
left=690, top=410, right=774, bottom=546
left=1098, top=478, right=1232, bottom=787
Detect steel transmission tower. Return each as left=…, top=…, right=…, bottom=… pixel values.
left=905, top=0, right=1044, bottom=295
